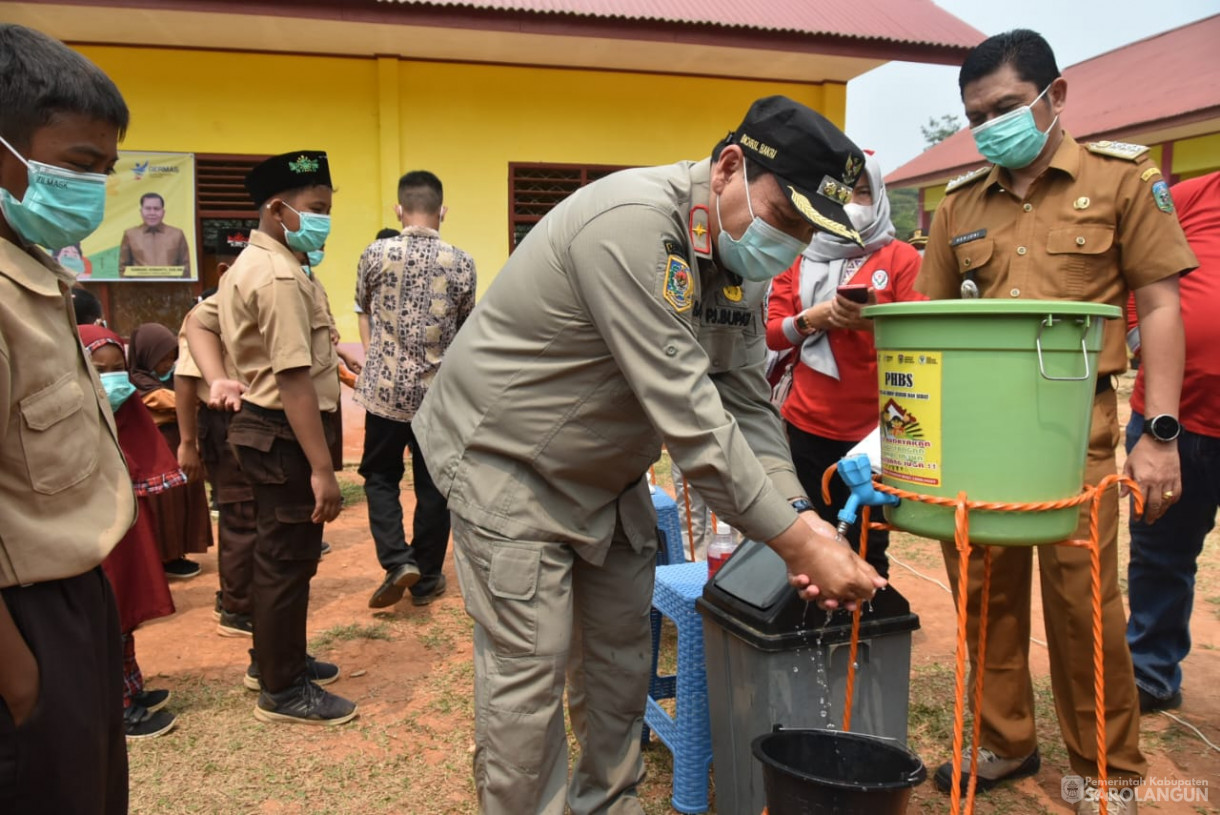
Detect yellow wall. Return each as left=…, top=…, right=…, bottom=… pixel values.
left=1172, top=132, right=1220, bottom=178
left=76, top=45, right=844, bottom=338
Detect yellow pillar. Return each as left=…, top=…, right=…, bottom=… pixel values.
left=376, top=55, right=401, bottom=226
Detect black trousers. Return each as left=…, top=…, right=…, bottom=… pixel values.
left=230, top=405, right=331, bottom=694
left=358, top=411, right=449, bottom=596
left=200, top=405, right=257, bottom=616
left=785, top=422, right=890, bottom=579
left=0, top=568, right=127, bottom=815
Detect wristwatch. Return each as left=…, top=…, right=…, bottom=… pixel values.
left=795, top=312, right=813, bottom=334
left=791, top=498, right=815, bottom=514
left=1142, top=414, right=1181, bottom=442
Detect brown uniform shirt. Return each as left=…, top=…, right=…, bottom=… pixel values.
left=0, top=238, right=135, bottom=588
left=918, top=133, right=1197, bottom=374
left=119, top=223, right=191, bottom=274
left=175, top=308, right=213, bottom=406
left=194, top=230, right=339, bottom=412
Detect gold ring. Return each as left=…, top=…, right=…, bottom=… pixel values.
left=1162, top=490, right=1174, bottom=499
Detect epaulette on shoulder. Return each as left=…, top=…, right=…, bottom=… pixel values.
left=945, top=165, right=990, bottom=194
left=1086, top=140, right=1150, bottom=161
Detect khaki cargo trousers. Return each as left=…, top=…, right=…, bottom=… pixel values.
left=451, top=514, right=657, bottom=815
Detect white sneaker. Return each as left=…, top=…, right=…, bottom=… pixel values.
left=934, top=747, right=1041, bottom=793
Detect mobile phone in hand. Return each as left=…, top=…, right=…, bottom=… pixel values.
left=837, top=284, right=870, bottom=304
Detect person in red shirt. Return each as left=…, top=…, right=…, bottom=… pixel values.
left=766, top=154, right=923, bottom=576
left=1124, top=170, right=1220, bottom=713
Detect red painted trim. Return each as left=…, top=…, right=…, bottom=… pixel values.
left=1161, top=140, right=1176, bottom=186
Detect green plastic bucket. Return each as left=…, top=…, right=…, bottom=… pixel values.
left=862, top=300, right=1120, bottom=545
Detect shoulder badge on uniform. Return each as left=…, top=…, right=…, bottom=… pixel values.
left=663, top=255, right=694, bottom=312
left=688, top=205, right=711, bottom=256
left=945, top=166, right=990, bottom=194
left=1140, top=166, right=1162, bottom=183
left=1151, top=180, right=1175, bottom=214
left=1086, top=141, right=1150, bottom=162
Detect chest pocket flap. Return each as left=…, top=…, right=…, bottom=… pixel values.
left=1047, top=225, right=1115, bottom=256
left=952, top=239, right=994, bottom=276
left=22, top=375, right=84, bottom=430
left=19, top=374, right=98, bottom=494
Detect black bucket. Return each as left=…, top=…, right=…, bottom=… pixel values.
left=751, top=728, right=926, bottom=814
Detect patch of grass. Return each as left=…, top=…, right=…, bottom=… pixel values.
left=1207, top=595, right=1220, bottom=621
left=309, top=622, right=392, bottom=652
left=338, top=470, right=367, bottom=507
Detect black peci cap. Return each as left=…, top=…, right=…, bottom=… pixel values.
left=724, top=96, right=867, bottom=246
left=245, top=151, right=332, bottom=208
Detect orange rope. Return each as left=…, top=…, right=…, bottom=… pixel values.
left=841, top=505, right=869, bottom=732
left=819, top=463, right=1142, bottom=815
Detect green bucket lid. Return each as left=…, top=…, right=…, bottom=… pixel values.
left=863, top=300, right=1121, bottom=320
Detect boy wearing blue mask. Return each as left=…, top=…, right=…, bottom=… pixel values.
left=185, top=151, right=355, bottom=726
left=917, top=30, right=1196, bottom=813
left=0, top=23, right=135, bottom=814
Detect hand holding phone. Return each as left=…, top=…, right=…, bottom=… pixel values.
left=837, top=284, right=870, bottom=304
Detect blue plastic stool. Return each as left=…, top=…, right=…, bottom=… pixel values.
left=651, top=488, right=686, bottom=566
left=643, top=562, right=712, bottom=814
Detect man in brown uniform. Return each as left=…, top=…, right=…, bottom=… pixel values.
left=186, top=151, right=355, bottom=725
left=416, top=96, right=885, bottom=814
left=917, top=30, right=1195, bottom=813
left=0, top=23, right=135, bottom=813
left=119, top=192, right=191, bottom=275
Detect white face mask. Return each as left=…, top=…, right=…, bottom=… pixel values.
left=842, top=202, right=874, bottom=233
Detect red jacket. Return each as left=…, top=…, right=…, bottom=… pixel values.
left=766, top=240, right=924, bottom=441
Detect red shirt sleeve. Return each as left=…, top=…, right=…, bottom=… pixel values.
left=765, top=260, right=801, bottom=351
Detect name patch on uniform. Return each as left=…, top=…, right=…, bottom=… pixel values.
left=663, top=255, right=694, bottom=312
left=1151, top=180, right=1174, bottom=214
left=1140, top=167, right=1162, bottom=183
left=950, top=229, right=986, bottom=247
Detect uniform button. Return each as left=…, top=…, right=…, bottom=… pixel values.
left=1023, top=203, right=1033, bottom=212
left=665, top=345, right=677, bottom=357
left=1017, top=246, right=1027, bottom=255
left=1010, top=288, right=1021, bottom=297
left=964, top=258, right=972, bottom=266
left=711, top=359, right=721, bottom=367
left=1076, top=236, right=1086, bottom=246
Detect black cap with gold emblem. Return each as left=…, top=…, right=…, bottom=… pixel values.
left=245, top=150, right=333, bottom=208
left=722, top=96, right=866, bottom=246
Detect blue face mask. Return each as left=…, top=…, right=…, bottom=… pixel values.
left=280, top=202, right=330, bottom=253
left=99, top=370, right=136, bottom=412
left=157, top=364, right=176, bottom=383
left=970, top=85, right=1058, bottom=170
left=0, top=135, right=108, bottom=251
left=306, top=249, right=324, bottom=269
left=715, top=162, right=807, bottom=282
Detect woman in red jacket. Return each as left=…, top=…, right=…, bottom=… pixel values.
left=766, top=154, right=923, bottom=577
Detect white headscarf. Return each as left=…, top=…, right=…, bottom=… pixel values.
left=794, top=154, right=895, bottom=379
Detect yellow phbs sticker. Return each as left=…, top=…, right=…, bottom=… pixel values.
left=878, top=350, right=943, bottom=487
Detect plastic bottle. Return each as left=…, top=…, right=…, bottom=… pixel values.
left=707, top=521, right=738, bottom=579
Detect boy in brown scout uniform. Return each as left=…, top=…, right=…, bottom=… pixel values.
left=186, top=151, right=355, bottom=725
left=0, top=23, right=135, bottom=813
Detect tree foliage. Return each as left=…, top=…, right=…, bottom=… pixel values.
left=887, top=187, right=919, bottom=243
left=921, top=113, right=963, bottom=148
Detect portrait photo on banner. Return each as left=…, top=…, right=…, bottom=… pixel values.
left=74, top=151, right=198, bottom=282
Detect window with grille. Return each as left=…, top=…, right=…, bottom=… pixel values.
left=509, top=163, right=627, bottom=249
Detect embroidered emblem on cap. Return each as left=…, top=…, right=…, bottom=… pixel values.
left=789, top=186, right=861, bottom=245
left=843, top=155, right=864, bottom=186
left=663, top=255, right=694, bottom=312
left=1151, top=180, right=1174, bottom=214
left=817, top=176, right=852, bottom=205
left=289, top=155, right=320, bottom=174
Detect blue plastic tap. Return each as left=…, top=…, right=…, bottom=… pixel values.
left=835, top=454, right=900, bottom=537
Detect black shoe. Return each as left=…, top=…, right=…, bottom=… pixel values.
left=1138, top=687, right=1182, bottom=714
left=131, top=688, right=172, bottom=714
left=411, top=574, right=448, bottom=607
left=164, top=558, right=201, bottom=580
left=934, top=747, right=1040, bottom=794
left=217, top=609, right=254, bottom=638
left=320, top=541, right=332, bottom=557
left=244, top=649, right=340, bottom=691
left=212, top=590, right=223, bottom=621
left=125, top=704, right=177, bottom=740
left=368, top=562, right=421, bottom=609
left=254, top=677, right=357, bottom=726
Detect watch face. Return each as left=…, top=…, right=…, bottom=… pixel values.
left=1148, top=415, right=1181, bottom=441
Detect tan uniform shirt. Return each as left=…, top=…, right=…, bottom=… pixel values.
left=415, top=160, right=805, bottom=564
left=194, top=230, right=339, bottom=412
left=119, top=223, right=191, bottom=274
left=0, top=238, right=135, bottom=588
left=176, top=304, right=213, bottom=405
left=918, top=133, right=1197, bottom=373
